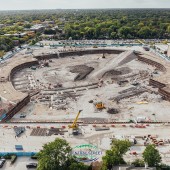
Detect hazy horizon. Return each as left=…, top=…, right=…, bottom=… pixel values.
left=0, top=8, right=170, bottom=11
left=0, top=0, right=170, bottom=10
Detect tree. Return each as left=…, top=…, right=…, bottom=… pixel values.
left=37, top=138, right=91, bottom=170
left=102, top=139, right=131, bottom=170
left=138, top=26, right=151, bottom=38
left=37, top=138, right=72, bottom=170
left=68, top=162, right=89, bottom=170
left=110, top=32, right=117, bottom=39
left=44, top=29, right=56, bottom=35
left=167, top=25, right=170, bottom=33
left=143, top=144, right=162, bottom=167
left=118, top=26, right=132, bottom=38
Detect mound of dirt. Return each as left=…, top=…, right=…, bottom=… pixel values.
left=102, top=69, right=122, bottom=78
left=116, top=67, right=132, bottom=75
left=102, top=67, right=132, bottom=78
left=107, top=108, right=119, bottom=114
left=69, top=65, right=94, bottom=81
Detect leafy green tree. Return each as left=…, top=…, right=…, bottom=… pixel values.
left=37, top=138, right=72, bottom=170
left=138, top=26, right=151, bottom=38
left=44, top=29, right=56, bottom=35
left=102, top=139, right=131, bottom=170
left=37, top=138, right=91, bottom=170
left=143, top=144, right=162, bottom=167
left=68, top=162, right=89, bottom=170
left=167, top=25, right=170, bottom=33
left=110, top=32, right=117, bottom=39
left=118, top=26, right=132, bottom=38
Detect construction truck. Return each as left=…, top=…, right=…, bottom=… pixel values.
left=68, top=110, right=82, bottom=135
left=95, top=102, right=105, bottom=110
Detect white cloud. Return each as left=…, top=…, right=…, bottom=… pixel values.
left=0, top=0, right=169, bottom=10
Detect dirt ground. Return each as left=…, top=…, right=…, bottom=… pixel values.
left=11, top=51, right=169, bottom=122
left=2, top=46, right=170, bottom=168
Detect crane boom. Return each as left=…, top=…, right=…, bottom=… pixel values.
left=69, top=110, right=82, bottom=129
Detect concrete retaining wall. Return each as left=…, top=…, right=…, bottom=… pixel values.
left=9, top=60, right=39, bottom=81
left=59, top=49, right=125, bottom=58
left=35, top=54, right=59, bottom=60
left=137, top=55, right=166, bottom=72
left=1, top=95, right=30, bottom=122
left=149, top=79, right=166, bottom=88
left=135, top=53, right=170, bottom=101
left=158, top=88, right=170, bottom=101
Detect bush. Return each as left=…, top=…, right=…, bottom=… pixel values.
left=132, top=159, right=145, bottom=167
left=157, top=163, right=170, bottom=170
left=11, top=155, right=17, bottom=164
left=3, top=154, right=12, bottom=159
left=31, top=154, right=38, bottom=159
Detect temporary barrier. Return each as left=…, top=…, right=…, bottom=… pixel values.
left=0, top=152, right=37, bottom=157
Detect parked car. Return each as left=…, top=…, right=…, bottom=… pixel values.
left=26, top=163, right=37, bottom=169
left=0, top=159, right=6, bottom=168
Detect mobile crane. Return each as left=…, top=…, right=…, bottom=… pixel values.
left=68, top=110, right=82, bottom=135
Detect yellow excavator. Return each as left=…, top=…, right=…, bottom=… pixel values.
left=95, top=102, right=105, bottom=110
left=68, top=110, right=82, bottom=135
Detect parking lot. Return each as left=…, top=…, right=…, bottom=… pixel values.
left=0, top=157, right=37, bottom=170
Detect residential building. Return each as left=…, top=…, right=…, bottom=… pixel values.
left=30, top=24, right=45, bottom=33
left=155, top=44, right=168, bottom=55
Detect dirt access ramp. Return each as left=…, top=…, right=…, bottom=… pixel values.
left=89, top=50, right=137, bottom=79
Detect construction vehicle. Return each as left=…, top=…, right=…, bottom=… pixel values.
left=68, top=110, right=82, bottom=135
left=95, top=102, right=105, bottom=110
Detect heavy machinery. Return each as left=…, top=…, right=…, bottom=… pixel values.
left=68, top=110, right=82, bottom=135
left=95, top=102, right=105, bottom=110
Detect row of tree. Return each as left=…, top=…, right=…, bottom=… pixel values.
left=0, top=36, right=14, bottom=51
left=37, top=138, right=168, bottom=170
left=0, top=9, right=170, bottom=40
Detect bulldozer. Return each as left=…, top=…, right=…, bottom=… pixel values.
left=95, top=102, right=105, bottom=110
left=68, top=110, right=82, bottom=135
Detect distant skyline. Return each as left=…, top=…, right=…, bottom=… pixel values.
left=0, top=0, right=170, bottom=10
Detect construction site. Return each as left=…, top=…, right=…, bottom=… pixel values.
left=1, top=45, right=170, bottom=168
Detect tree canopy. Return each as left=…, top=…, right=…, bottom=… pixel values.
left=37, top=138, right=72, bottom=170
left=0, top=9, right=170, bottom=40
left=143, top=144, right=162, bottom=167
left=37, top=138, right=91, bottom=170
left=102, top=139, right=131, bottom=170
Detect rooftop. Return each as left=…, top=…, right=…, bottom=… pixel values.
left=155, top=44, right=168, bottom=52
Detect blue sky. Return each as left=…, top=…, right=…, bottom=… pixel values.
left=0, top=0, right=170, bottom=10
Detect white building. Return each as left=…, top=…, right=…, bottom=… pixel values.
left=155, top=44, right=168, bottom=55
left=0, top=24, right=5, bottom=28
left=30, top=24, right=45, bottom=33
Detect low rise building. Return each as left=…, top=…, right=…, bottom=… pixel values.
left=0, top=24, right=5, bottom=28
left=155, top=44, right=168, bottom=55
left=13, top=32, right=27, bottom=38
left=30, top=24, right=45, bottom=33
left=112, top=166, right=156, bottom=170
